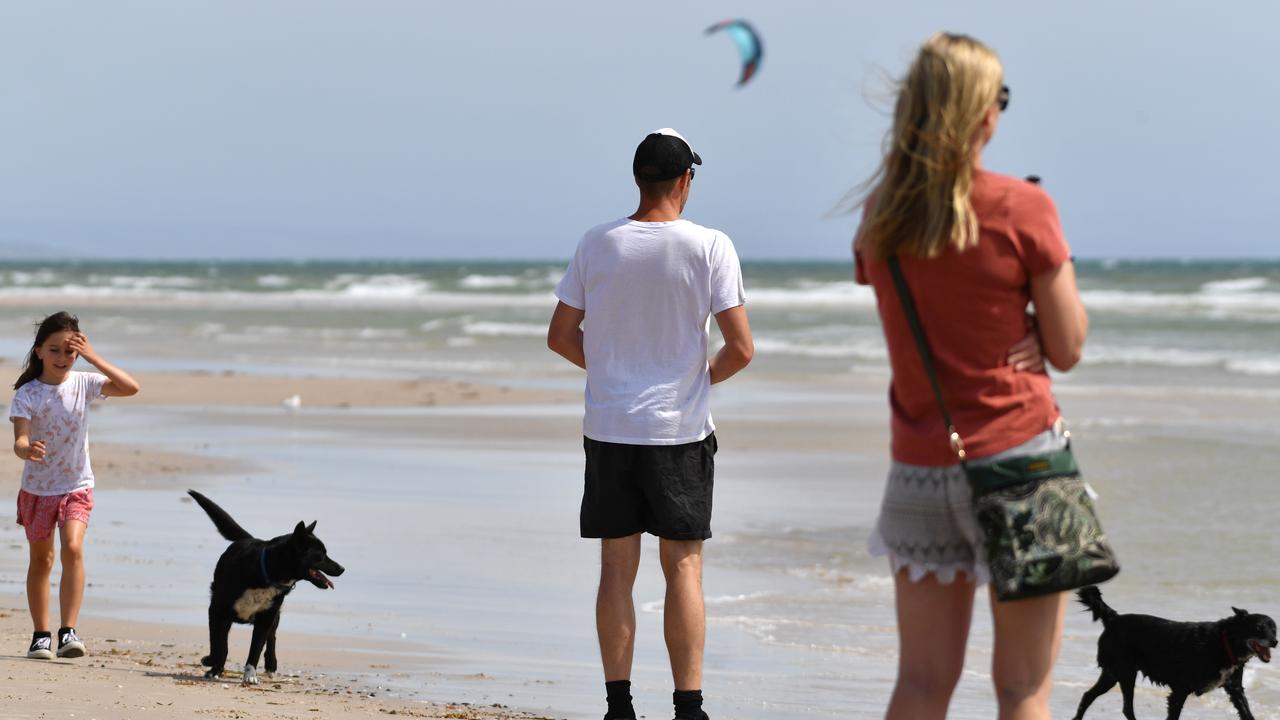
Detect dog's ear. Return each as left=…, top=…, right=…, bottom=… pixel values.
left=307, top=520, right=317, bottom=533
left=1233, top=607, right=1249, bottom=617
left=294, top=521, right=307, bottom=536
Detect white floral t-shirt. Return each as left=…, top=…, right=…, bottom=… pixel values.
left=8, top=372, right=108, bottom=496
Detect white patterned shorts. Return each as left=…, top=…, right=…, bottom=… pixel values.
left=868, top=423, right=1068, bottom=585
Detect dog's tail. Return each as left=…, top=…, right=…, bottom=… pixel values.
left=1076, top=585, right=1117, bottom=624
left=187, top=490, right=253, bottom=542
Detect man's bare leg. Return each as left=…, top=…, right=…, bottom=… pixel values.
left=598, top=534, right=642, bottom=681
left=660, top=537, right=705, bottom=719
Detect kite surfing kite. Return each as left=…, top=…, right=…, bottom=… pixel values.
left=704, top=19, right=763, bottom=87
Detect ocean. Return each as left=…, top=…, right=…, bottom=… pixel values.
left=0, top=259, right=1278, bottom=718
left=2, top=259, right=1278, bottom=383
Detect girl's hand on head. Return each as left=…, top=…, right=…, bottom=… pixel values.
left=1007, top=330, right=1046, bottom=373
left=23, top=440, right=47, bottom=464
left=66, top=332, right=99, bottom=364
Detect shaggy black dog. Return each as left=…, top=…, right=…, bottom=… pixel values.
left=188, top=490, right=345, bottom=685
left=1074, top=586, right=1276, bottom=720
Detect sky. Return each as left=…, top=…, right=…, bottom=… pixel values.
left=0, top=1, right=1276, bottom=260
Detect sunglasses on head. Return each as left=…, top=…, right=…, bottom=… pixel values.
left=998, top=85, right=1010, bottom=112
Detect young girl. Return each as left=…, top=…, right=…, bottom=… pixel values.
left=10, top=312, right=140, bottom=659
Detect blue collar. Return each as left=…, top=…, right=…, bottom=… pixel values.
left=259, top=548, right=295, bottom=591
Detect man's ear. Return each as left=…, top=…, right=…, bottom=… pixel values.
left=679, top=169, right=693, bottom=192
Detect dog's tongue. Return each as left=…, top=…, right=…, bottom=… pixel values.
left=310, top=569, right=335, bottom=589
left=1249, top=640, right=1271, bottom=663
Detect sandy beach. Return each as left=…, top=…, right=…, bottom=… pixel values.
left=0, top=604, right=543, bottom=720
left=0, top=363, right=578, bottom=490
left=0, top=365, right=576, bottom=409
left=1, top=365, right=1275, bottom=718
left=0, top=368, right=575, bottom=719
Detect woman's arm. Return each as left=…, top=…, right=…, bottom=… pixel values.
left=1029, top=262, right=1088, bottom=372
left=68, top=332, right=141, bottom=397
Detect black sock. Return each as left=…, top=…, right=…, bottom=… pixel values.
left=32, top=631, right=51, bottom=640
left=673, top=689, right=706, bottom=720
left=605, top=679, right=635, bottom=720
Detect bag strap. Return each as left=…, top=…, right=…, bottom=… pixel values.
left=887, top=255, right=968, bottom=462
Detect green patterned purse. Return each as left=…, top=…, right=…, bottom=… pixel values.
left=888, top=256, right=1119, bottom=601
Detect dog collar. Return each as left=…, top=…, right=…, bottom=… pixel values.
left=260, top=548, right=295, bottom=591
left=1221, top=629, right=1237, bottom=666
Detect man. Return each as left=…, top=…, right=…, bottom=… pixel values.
left=547, top=128, right=753, bottom=720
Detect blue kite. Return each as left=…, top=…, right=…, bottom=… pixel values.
left=704, top=19, right=763, bottom=87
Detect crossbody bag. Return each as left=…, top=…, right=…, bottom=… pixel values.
left=887, top=255, right=1120, bottom=601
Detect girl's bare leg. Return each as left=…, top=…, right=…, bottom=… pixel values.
left=27, top=535, right=56, bottom=632
left=58, top=520, right=88, bottom=629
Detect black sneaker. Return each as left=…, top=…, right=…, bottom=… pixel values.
left=27, top=634, right=53, bottom=660
left=56, top=628, right=85, bottom=658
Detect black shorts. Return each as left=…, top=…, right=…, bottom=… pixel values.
left=580, top=433, right=717, bottom=541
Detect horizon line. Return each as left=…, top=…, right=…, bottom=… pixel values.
left=2, top=255, right=1280, bottom=264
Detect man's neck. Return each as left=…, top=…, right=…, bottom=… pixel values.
left=629, top=198, right=683, bottom=223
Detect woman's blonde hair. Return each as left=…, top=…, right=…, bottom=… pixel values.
left=857, top=33, right=1004, bottom=261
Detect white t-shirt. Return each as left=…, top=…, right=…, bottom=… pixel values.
left=555, top=218, right=746, bottom=445
left=8, top=371, right=108, bottom=496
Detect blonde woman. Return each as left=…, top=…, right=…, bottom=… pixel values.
left=853, top=34, right=1088, bottom=720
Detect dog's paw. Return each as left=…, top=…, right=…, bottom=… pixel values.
left=204, top=667, right=223, bottom=679
left=242, top=663, right=259, bottom=686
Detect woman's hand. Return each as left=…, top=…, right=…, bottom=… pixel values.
left=17, top=439, right=46, bottom=464
left=66, top=332, right=101, bottom=366
left=1007, top=329, right=1046, bottom=373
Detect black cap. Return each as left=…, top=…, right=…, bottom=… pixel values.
left=632, top=128, right=702, bottom=182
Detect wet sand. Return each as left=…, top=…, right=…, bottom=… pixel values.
left=0, top=364, right=578, bottom=409
left=2, top=363, right=1278, bottom=719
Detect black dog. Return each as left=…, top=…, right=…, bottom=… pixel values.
left=188, top=490, right=344, bottom=685
left=1075, top=586, right=1276, bottom=720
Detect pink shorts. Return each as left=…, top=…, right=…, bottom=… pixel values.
left=16, top=488, right=94, bottom=542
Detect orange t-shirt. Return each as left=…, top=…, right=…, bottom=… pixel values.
left=855, top=169, right=1071, bottom=466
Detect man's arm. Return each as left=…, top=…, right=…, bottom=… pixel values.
left=710, top=305, right=753, bottom=384
left=546, top=301, right=586, bottom=370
